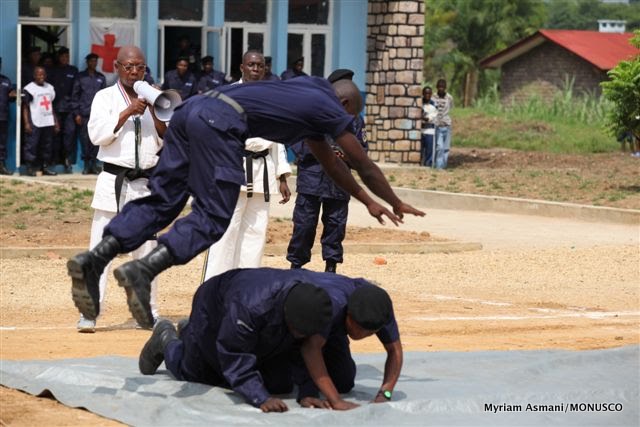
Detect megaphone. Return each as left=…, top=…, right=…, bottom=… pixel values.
left=133, top=81, right=182, bottom=122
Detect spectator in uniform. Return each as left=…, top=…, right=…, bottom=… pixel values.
left=287, top=69, right=366, bottom=274
left=21, top=66, right=58, bottom=176
left=280, top=56, right=307, bottom=80
left=70, top=53, right=106, bottom=175
left=177, top=35, right=200, bottom=76
left=263, top=56, right=279, bottom=81
left=196, top=56, right=227, bottom=93
left=74, top=45, right=167, bottom=333
left=50, top=47, right=78, bottom=172
left=162, top=57, right=197, bottom=101
left=0, top=57, right=17, bottom=175
left=67, top=75, right=425, bottom=330
left=21, top=46, right=41, bottom=87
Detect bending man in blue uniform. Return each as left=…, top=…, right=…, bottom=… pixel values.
left=138, top=268, right=401, bottom=412
left=68, top=76, right=425, bottom=329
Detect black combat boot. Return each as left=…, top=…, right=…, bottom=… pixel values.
left=63, top=158, right=73, bottom=174
left=0, top=163, right=11, bottom=175
left=290, top=263, right=301, bottom=269
left=114, top=245, right=175, bottom=329
left=42, top=164, right=57, bottom=176
left=67, top=236, right=121, bottom=320
left=139, top=319, right=179, bottom=375
left=325, top=260, right=337, bottom=273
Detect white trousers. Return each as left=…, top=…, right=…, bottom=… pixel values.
left=203, top=193, right=270, bottom=281
left=89, top=209, right=159, bottom=319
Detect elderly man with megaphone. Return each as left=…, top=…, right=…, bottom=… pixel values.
left=75, top=45, right=172, bottom=333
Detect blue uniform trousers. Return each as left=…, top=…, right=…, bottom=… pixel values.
left=103, top=98, right=246, bottom=264
left=76, top=117, right=98, bottom=162
left=286, top=193, right=349, bottom=267
left=23, top=124, right=54, bottom=166
left=0, top=120, right=7, bottom=162
left=52, top=112, right=77, bottom=163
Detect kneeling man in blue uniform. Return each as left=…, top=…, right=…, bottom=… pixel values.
left=139, top=268, right=402, bottom=412
left=67, top=75, right=424, bottom=329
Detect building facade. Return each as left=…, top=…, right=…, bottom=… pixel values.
left=0, top=0, right=424, bottom=170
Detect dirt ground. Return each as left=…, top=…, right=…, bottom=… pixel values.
left=1, top=148, right=639, bottom=425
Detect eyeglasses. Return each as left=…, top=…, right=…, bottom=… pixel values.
left=117, top=62, right=146, bottom=72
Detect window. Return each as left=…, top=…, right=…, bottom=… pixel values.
left=159, top=0, right=203, bottom=21
left=19, top=0, right=68, bottom=18
left=91, top=0, right=136, bottom=19
left=289, top=0, right=329, bottom=25
left=225, top=0, right=267, bottom=23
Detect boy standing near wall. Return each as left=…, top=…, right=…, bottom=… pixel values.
left=433, top=79, right=454, bottom=169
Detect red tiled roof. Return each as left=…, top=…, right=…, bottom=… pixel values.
left=480, top=30, right=639, bottom=71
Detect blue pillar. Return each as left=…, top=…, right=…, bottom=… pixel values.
left=73, top=0, right=90, bottom=66
left=0, top=0, right=18, bottom=171
left=270, top=0, right=288, bottom=77
left=332, top=0, right=367, bottom=89
left=207, top=0, right=224, bottom=67
left=141, top=0, right=159, bottom=78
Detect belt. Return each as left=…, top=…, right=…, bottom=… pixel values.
left=203, top=90, right=245, bottom=116
left=244, top=149, right=270, bottom=202
left=103, top=162, right=156, bottom=212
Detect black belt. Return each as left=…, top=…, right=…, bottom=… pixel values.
left=244, top=149, right=270, bottom=202
left=203, top=90, right=245, bottom=117
left=103, top=162, right=156, bottom=212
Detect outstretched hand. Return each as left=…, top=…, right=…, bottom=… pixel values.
left=330, top=398, right=360, bottom=411
left=366, top=201, right=402, bottom=226
left=392, top=202, right=426, bottom=221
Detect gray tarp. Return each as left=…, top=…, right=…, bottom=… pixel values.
left=1, top=346, right=638, bottom=426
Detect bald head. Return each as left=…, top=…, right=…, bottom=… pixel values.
left=332, top=79, right=363, bottom=116
left=117, top=45, right=145, bottom=63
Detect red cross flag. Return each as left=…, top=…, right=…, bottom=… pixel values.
left=90, top=22, right=136, bottom=85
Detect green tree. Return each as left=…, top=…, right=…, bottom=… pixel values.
left=424, top=0, right=545, bottom=106
left=600, top=30, right=640, bottom=142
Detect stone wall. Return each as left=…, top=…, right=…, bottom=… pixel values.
left=501, top=42, right=607, bottom=103
left=365, top=0, right=424, bottom=164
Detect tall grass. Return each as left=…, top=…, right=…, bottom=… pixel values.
left=455, top=78, right=616, bottom=154
left=473, top=78, right=610, bottom=125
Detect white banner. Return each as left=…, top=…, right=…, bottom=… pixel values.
left=90, top=22, right=136, bottom=86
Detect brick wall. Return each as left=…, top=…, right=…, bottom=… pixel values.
left=501, top=42, right=607, bottom=103
left=365, top=0, right=424, bottom=164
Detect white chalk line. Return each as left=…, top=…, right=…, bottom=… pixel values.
left=411, top=311, right=640, bottom=321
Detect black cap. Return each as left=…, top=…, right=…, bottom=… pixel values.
left=347, top=285, right=392, bottom=331
left=201, top=56, right=213, bottom=64
left=57, top=46, right=69, bottom=55
left=284, top=283, right=333, bottom=336
left=265, top=56, right=272, bottom=64
left=327, top=69, right=354, bottom=83
left=85, top=53, right=99, bottom=61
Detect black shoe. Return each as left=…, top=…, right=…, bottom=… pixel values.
left=325, top=261, right=337, bottom=273
left=42, top=167, right=57, bottom=176
left=67, top=236, right=121, bottom=320
left=176, top=317, right=189, bottom=338
left=290, top=263, right=302, bottom=269
left=139, top=319, right=178, bottom=375
left=114, top=245, right=175, bottom=329
left=25, top=166, right=37, bottom=177
left=63, top=159, right=73, bottom=174
left=0, top=164, right=11, bottom=175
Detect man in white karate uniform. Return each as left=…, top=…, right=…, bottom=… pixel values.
left=202, top=50, right=291, bottom=280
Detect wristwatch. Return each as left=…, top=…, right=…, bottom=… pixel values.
left=378, top=389, right=392, bottom=400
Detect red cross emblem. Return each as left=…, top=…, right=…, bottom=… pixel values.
left=39, top=95, right=51, bottom=111
left=91, top=33, right=120, bottom=73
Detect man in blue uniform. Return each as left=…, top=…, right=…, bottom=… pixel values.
left=139, top=268, right=400, bottom=412
left=280, top=56, right=307, bottom=80
left=67, top=76, right=425, bottom=329
left=287, top=69, right=366, bottom=273
left=161, top=57, right=197, bottom=100
left=139, top=271, right=334, bottom=412
left=197, top=56, right=227, bottom=93
left=263, top=56, right=279, bottom=81
left=70, top=53, right=106, bottom=175
left=0, top=57, right=17, bottom=175
left=50, top=47, right=79, bottom=172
